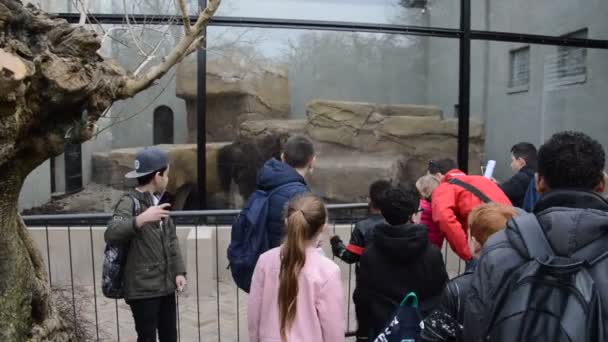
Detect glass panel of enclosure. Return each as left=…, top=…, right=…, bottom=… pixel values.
left=470, top=40, right=608, bottom=182
left=30, top=0, right=459, bottom=28
left=471, top=0, right=608, bottom=40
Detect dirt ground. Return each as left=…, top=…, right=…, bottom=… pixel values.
left=22, top=183, right=125, bottom=215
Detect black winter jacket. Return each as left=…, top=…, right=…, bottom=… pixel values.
left=419, top=269, right=473, bottom=342
left=331, top=214, right=385, bottom=266
left=499, top=166, right=535, bottom=208
left=356, top=223, right=449, bottom=339
left=463, top=190, right=608, bottom=342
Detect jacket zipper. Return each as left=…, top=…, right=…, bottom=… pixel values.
left=159, top=218, right=170, bottom=291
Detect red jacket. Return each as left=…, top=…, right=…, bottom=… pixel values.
left=432, top=169, right=512, bottom=260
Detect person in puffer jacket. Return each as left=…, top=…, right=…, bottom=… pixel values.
left=357, top=182, right=448, bottom=340
left=432, top=169, right=511, bottom=261
left=254, top=135, right=316, bottom=248
left=419, top=203, right=518, bottom=342
left=416, top=175, right=444, bottom=249
left=463, top=131, right=608, bottom=342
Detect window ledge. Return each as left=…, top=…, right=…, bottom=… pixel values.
left=507, top=84, right=529, bottom=94
left=553, top=74, right=587, bottom=88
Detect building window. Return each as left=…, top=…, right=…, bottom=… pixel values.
left=508, top=46, right=530, bottom=93
left=556, top=29, right=588, bottom=83
left=153, top=105, right=174, bottom=145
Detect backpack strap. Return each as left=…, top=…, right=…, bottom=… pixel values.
left=127, top=194, right=141, bottom=216
left=512, top=213, right=555, bottom=259
left=267, top=181, right=304, bottom=198
left=448, top=178, right=492, bottom=203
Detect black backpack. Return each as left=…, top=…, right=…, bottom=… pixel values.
left=485, top=213, right=607, bottom=341
left=102, top=194, right=140, bottom=299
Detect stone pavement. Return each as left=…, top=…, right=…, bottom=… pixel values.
left=65, top=279, right=359, bottom=342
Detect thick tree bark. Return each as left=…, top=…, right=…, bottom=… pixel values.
left=0, top=0, right=220, bottom=339
left=0, top=165, right=73, bottom=341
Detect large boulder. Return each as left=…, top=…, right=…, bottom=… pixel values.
left=238, top=119, right=307, bottom=140
left=306, top=100, right=484, bottom=177
left=91, top=143, right=229, bottom=208
left=309, top=150, right=408, bottom=203
left=176, top=56, right=290, bottom=142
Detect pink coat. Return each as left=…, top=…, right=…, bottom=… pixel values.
left=420, top=199, right=445, bottom=249
left=248, top=246, right=345, bottom=342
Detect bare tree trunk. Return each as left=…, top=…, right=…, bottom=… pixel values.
left=0, top=164, right=73, bottom=341
left=0, top=0, right=219, bottom=338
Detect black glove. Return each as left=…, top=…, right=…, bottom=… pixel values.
left=330, top=235, right=344, bottom=257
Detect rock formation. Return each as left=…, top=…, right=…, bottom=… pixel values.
left=176, top=56, right=290, bottom=142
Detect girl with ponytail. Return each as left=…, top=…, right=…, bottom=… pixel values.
left=248, top=195, right=345, bottom=342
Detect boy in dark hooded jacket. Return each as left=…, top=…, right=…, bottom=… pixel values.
left=330, top=179, right=391, bottom=342
left=254, top=135, right=316, bottom=248
left=357, top=182, right=448, bottom=340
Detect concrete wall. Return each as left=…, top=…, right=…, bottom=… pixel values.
left=425, top=0, right=608, bottom=180
left=473, top=0, right=608, bottom=180
left=19, top=161, right=51, bottom=210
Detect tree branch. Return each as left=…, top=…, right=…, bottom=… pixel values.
left=121, top=0, right=220, bottom=98
left=176, top=0, right=191, bottom=34
left=76, top=0, right=88, bottom=26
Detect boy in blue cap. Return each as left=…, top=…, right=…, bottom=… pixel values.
left=105, top=147, right=186, bottom=342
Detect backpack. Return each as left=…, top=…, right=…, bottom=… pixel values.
left=485, top=213, right=607, bottom=342
left=522, top=177, right=540, bottom=212
left=227, top=182, right=298, bottom=293
left=102, top=194, right=140, bottom=299
left=373, top=292, right=422, bottom=342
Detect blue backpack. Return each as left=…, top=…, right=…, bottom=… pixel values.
left=227, top=182, right=297, bottom=293
left=522, top=177, right=540, bottom=212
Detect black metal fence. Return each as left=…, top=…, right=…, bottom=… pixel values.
left=23, top=203, right=463, bottom=341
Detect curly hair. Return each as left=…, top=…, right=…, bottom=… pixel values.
left=378, top=182, right=420, bottom=225
left=537, top=131, right=605, bottom=190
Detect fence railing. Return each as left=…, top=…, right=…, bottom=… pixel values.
left=23, top=203, right=463, bottom=342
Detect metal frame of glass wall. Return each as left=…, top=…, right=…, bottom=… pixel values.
left=55, top=0, right=608, bottom=209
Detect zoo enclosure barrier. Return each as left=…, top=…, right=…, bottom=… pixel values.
left=23, top=203, right=464, bottom=341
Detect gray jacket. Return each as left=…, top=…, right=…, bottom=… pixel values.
left=463, top=190, right=608, bottom=342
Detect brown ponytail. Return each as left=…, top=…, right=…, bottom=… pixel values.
left=278, top=195, right=327, bottom=342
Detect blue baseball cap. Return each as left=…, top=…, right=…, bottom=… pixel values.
left=125, top=147, right=169, bottom=179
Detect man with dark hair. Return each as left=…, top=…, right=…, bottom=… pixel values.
left=105, top=147, right=186, bottom=342
left=256, top=134, right=316, bottom=247
left=499, top=142, right=537, bottom=207
left=428, top=158, right=458, bottom=178
left=357, top=183, right=448, bottom=339
left=330, top=179, right=391, bottom=342
left=464, top=131, right=608, bottom=342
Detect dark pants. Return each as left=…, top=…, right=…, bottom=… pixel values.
left=353, top=289, right=370, bottom=341
left=128, top=294, right=177, bottom=342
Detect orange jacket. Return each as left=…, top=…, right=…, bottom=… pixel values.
left=432, top=169, right=512, bottom=260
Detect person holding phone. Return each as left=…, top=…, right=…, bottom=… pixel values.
left=105, top=147, right=186, bottom=342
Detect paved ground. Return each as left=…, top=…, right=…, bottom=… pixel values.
left=61, top=279, right=359, bottom=342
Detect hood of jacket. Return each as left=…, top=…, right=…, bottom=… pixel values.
left=256, top=158, right=307, bottom=191
left=373, top=223, right=430, bottom=262
left=508, top=189, right=608, bottom=256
